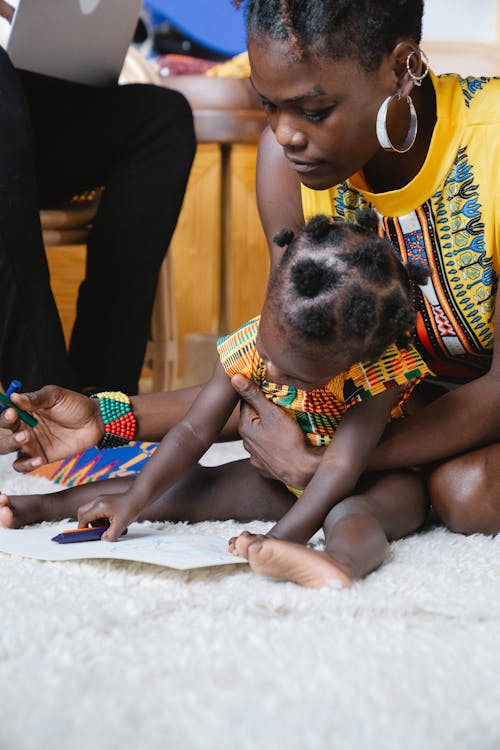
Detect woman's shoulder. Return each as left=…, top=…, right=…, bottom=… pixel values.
left=435, top=72, right=500, bottom=122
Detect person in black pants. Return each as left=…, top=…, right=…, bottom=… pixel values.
left=0, top=40, right=195, bottom=394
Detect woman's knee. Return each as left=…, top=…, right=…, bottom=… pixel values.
left=429, top=446, right=500, bottom=535
left=120, top=84, right=194, bottom=141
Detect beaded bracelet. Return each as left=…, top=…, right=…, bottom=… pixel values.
left=91, top=391, right=138, bottom=449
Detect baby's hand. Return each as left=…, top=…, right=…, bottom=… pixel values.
left=77, top=491, right=140, bottom=541
left=228, top=531, right=268, bottom=558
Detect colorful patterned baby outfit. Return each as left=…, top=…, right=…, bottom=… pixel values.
left=301, top=72, right=500, bottom=383
left=217, top=316, right=431, bottom=448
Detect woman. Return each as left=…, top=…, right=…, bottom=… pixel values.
left=1, top=0, right=499, bottom=576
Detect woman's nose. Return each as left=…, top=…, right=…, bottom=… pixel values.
left=273, top=114, right=307, bottom=149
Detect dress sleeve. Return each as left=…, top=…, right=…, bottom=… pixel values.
left=329, top=342, right=433, bottom=410
left=216, top=316, right=260, bottom=379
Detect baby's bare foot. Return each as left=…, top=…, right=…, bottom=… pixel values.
left=229, top=531, right=267, bottom=558
left=0, top=491, right=45, bottom=528
left=0, top=493, right=15, bottom=527
left=246, top=537, right=353, bottom=590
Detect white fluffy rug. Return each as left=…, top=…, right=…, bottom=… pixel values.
left=1, top=443, right=500, bottom=750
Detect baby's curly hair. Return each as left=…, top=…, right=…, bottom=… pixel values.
left=232, top=0, right=424, bottom=70
left=267, top=210, right=429, bottom=362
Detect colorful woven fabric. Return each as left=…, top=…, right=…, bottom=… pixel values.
left=30, top=441, right=158, bottom=487
left=301, top=71, right=500, bottom=383
left=217, top=316, right=431, bottom=447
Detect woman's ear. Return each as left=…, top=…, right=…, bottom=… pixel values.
left=390, top=40, right=422, bottom=95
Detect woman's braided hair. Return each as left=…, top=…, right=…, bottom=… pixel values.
left=232, top=0, right=424, bottom=70
left=268, top=210, right=429, bottom=361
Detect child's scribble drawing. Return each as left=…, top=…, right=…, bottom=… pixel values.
left=0, top=523, right=247, bottom=570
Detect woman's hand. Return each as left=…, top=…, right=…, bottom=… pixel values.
left=231, top=374, right=323, bottom=489
left=0, top=1, right=14, bottom=24
left=0, top=385, right=103, bottom=472
left=77, top=490, right=140, bottom=542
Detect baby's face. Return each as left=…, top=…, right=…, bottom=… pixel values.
left=256, top=313, right=357, bottom=391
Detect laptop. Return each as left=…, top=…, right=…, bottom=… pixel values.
left=7, top=0, right=143, bottom=86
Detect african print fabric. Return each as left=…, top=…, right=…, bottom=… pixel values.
left=30, top=441, right=158, bottom=486
left=217, top=316, right=430, bottom=447
left=301, top=71, right=500, bottom=382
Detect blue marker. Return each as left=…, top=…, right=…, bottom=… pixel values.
left=0, top=379, right=22, bottom=412
left=0, top=377, right=37, bottom=428
left=52, top=525, right=128, bottom=544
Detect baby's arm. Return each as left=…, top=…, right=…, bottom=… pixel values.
left=266, top=388, right=399, bottom=545
left=77, top=360, right=239, bottom=540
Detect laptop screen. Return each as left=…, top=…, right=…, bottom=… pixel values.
left=7, top=0, right=143, bottom=86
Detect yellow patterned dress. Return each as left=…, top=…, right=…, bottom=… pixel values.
left=217, top=316, right=431, bottom=448
left=302, top=72, right=500, bottom=382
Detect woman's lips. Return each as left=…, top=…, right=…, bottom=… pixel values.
left=286, top=158, right=323, bottom=174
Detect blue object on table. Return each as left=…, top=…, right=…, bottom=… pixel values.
left=145, top=0, right=247, bottom=57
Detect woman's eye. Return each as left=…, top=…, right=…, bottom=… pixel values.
left=259, top=98, right=277, bottom=112
left=303, top=107, right=333, bottom=123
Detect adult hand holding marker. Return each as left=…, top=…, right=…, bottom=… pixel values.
left=0, top=385, right=104, bottom=472
left=0, top=381, right=37, bottom=428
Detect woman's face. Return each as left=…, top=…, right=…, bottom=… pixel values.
left=248, top=35, right=395, bottom=190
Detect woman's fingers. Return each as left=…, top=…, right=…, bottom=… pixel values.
left=231, top=374, right=271, bottom=418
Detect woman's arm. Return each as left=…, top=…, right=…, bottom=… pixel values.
left=77, top=361, right=240, bottom=541
left=0, top=381, right=241, bottom=471
left=369, top=300, right=500, bottom=470
left=256, top=125, right=305, bottom=267
left=368, top=370, right=500, bottom=470
left=267, top=389, right=398, bottom=545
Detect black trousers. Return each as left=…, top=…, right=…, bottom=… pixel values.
left=0, top=46, right=195, bottom=394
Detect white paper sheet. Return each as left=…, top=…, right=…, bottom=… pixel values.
left=0, top=523, right=247, bottom=570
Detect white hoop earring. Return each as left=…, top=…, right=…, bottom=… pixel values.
left=406, top=49, right=429, bottom=87
left=376, top=93, right=417, bottom=154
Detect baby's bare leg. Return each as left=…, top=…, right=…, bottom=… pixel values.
left=0, top=458, right=294, bottom=528
left=243, top=470, right=428, bottom=589
left=0, top=478, right=133, bottom=528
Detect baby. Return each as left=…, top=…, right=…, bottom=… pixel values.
left=1, top=210, right=431, bottom=589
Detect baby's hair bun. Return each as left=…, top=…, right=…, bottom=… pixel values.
left=297, top=307, right=335, bottom=340
left=356, top=207, right=379, bottom=234
left=348, top=241, right=392, bottom=284
left=341, top=286, right=376, bottom=337
left=291, top=258, right=340, bottom=298
left=273, top=228, right=296, bottom=248
left=406, top=260, right=431, bottom=286
left=304, top=214, right=333, bottom=241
